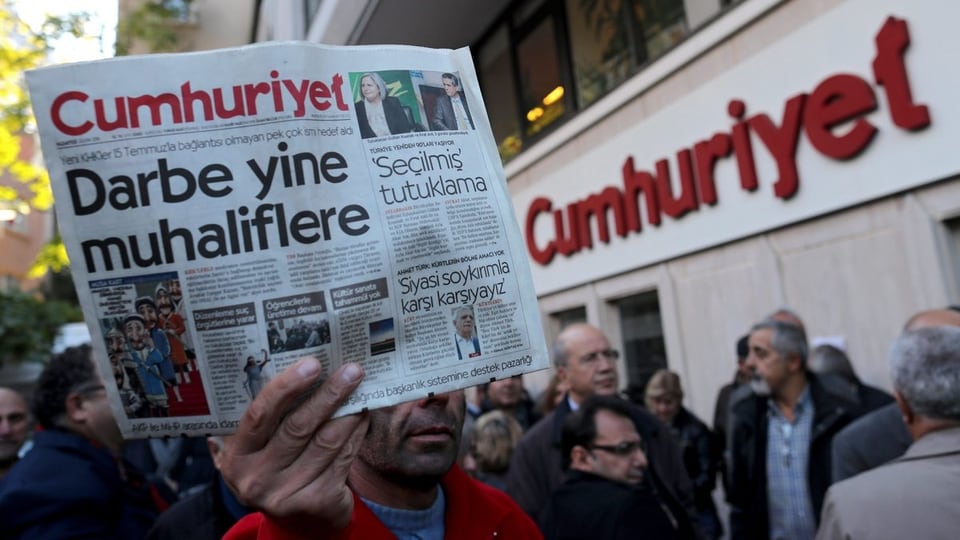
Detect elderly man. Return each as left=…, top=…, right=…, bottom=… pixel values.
left=0, top=344, right=160, bottom=538
left=539, top=394, right=694, bottom=539
left=506, top=323, right=697, bottom=532
left=817, top=325, right=960, bottom=539
left=0, top=387, right=31, bottom=478
left=830, top=307, right=960, bottom=482
left=431, top=72, right=474, bottom=131
left=221, top=359, right=540, bottom=539
left=727, top=320, right=860, bottom=540
left=453, top=305, right=481, bottom=360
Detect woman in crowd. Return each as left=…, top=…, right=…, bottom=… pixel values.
left=645, top=369, right=723, bottom=539
left=242, top=349, right=271, bottom=400
left=463, top=410, right=524, bottom=491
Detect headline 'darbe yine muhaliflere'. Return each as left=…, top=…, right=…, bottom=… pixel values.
left=68, top=143, right=484, bottom=274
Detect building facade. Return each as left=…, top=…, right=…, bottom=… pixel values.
left=245, top=0, right=959, bottom=420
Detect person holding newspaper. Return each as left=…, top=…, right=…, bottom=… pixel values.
left=355, top=72, right=416, bottom=139
left=220, top=358, right=541, bottom=539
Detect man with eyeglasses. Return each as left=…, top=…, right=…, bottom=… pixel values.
left=0, top=344, right=162, bottom=539
left=540, top=395, right=695, bottom=539
left=506, top=323, right=699, bottom=535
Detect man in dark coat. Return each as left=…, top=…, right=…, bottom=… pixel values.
left=0, top=345, right=161, bottom=539
left=506, top=323, right=700, bottom=535
left=808, top=343, right=893, bottom=414
left=727, top=320, right=860, bottom=540
left=147, top=436, right=249, bottom=540
left=539, top=395, right=693, bottom=540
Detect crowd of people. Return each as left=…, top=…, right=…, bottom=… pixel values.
left=0, top=305, right=958, bottom=539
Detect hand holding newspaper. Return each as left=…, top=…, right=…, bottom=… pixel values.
left=26, top=42, right=549, bottom=438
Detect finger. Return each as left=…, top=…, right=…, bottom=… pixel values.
left=232, top=357, right=324, bottom=454
left=288, top=412, right=370, bottom=527
left=268, top=362, right=364, bottom=457
left=273, top=411, right=370, bottom=512
left=237, top=412, right=369, bottom=519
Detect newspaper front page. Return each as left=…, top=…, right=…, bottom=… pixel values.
left=26, top=42, right=549, bottom=438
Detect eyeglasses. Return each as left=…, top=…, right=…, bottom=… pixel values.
left=579, top=349, right=620, bottom=364
left=590, top=440, right=645, bottom=456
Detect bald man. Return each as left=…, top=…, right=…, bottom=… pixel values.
left=505, top=324, right=698, bottom=535
left=0, top=387, right=31, bottom=478
left=830, top=308, right=960, bottom=482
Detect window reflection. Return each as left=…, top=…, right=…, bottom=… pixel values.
left=634, top=0, right=688, bottom=61
left=479, top=26, right=523, bottom=162
left=565, top=0, right=635, bottom=108
left=515, top=16, right=566, bottom=139
left=475, top=0, right=719, bottom=163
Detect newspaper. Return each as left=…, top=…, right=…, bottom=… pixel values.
left=26, top=42, right=549, bottom=438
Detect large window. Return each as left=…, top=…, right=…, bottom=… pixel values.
left=479, top=26, right=523, bottom=161
left=565, top=0, right=638, bottom=108
left=551, top=306, right=587, bottom=329
left=476, top=0, right=712, bottom=162
left=942, top=215, right=960, bottom=301
left=614, top=291, right=667, bottom=402
left=514, top=8, right=569, bottom=142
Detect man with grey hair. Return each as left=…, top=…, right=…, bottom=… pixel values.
left=727, top=319, right=860, bottom=540
left=506, top=323, right=699, bottom=534
left=817, top=326, right=960, bottom=539
left=453, top=305, right=481, bottom=360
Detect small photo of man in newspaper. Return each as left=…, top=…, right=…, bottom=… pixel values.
left=453, top=305, right=481, bottom=360
left=430, top=72, right=474, bottom=132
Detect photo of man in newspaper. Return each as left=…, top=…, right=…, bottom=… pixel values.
left=453, top=305, right=481, bottom=360
left=431, top=72, right=474, bottom=131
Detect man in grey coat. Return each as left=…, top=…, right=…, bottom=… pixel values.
left=817, top=325, right=960, bottom=540
left=830, top=307, right=960, bottom=482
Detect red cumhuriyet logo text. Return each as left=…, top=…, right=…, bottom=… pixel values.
left=525, top=16, right=931, bottom=266
left=50, top=71, right=349, bottom=136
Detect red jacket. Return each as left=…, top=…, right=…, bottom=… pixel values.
left=224, top=465, right=542, bottom=540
